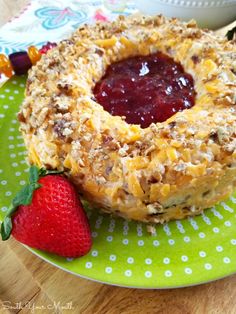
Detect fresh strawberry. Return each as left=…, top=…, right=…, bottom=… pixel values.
left=1, top=166, right=92, bottom=258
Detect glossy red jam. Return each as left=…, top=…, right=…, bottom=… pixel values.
left=94, top=52, right=196, bottom=128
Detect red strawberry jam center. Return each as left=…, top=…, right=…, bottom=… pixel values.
left=94, top=52, right=196, bottom=128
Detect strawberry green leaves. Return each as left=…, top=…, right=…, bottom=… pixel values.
left=0, top=166, right=63, bottom=241
left=13, top=183, right=40, bottom=207
left=38, top=168, right=63, bottom=177
left=1, top=166, right=41, bottom=240
left=29, top=165, right=40, bottom=184
left=1, top=216, right=12, bottom=241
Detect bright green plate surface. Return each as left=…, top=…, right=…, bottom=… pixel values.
left=0, top=76, right=236, bottom=288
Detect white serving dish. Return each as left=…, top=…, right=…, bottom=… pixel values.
left=136, top=0, right=236, bottom=30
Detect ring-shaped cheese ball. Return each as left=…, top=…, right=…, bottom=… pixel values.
left=19, top=15, right=236, bottom=223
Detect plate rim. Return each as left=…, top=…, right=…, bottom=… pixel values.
left=23, top=243, right=236, bottom=289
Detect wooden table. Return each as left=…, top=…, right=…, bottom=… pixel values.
left=0, top=1, right=236, bottom=313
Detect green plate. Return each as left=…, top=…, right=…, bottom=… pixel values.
left=0, top=76, right=236, bottom=288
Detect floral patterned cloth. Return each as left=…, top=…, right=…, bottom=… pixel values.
left=0, top=0, right=136, bottom=55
